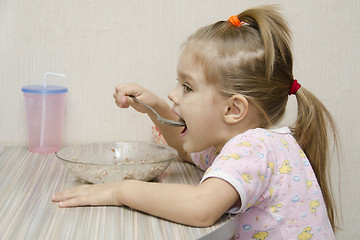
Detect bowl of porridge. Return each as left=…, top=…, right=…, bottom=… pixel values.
left=55, top=142, right=178, bottom=184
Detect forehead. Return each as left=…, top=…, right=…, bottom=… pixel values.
left=176, top=48, right=202, bottom=80
left=178, top=42, right=215, bottom=67
left=177, top=47, right=197, bottom=67
left=177, top=48, right=224, bottom=98
left=177, top=43, right=216, bottom=76
left=177, top=43, right=225, bottom=91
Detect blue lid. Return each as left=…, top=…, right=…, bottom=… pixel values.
left=21, top=85, right=68, bottom=94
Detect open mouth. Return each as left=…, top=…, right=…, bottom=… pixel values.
left=181, top=125, right=187, bottom=134
left=179, top=118, right=187, bottom=134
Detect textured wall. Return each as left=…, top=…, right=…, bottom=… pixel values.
left=0, top=0, right=359, bottom=238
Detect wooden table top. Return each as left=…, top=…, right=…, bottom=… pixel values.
left=0, top=146, right=238, bottom=240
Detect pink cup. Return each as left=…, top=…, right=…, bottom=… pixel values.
left=22, top=85, right=68, bottom=153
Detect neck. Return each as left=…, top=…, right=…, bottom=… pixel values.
left=214, top=104, right=261, bottom=153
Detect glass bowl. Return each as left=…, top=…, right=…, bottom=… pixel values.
left=55, top=141, right=178, bottom=184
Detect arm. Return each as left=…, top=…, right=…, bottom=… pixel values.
left=113, top=83, right=191, bottom=162
left=52, top=178, right=239, bottom=227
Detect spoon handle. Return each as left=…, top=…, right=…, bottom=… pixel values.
left=129, top=95, right=185, bottom=127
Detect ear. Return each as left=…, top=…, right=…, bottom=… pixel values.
left=223, top=95, right=249, bottom=124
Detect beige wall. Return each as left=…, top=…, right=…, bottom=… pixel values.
left=1, top=0, right=359, bottom=238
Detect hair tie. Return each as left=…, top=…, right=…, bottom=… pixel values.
left=289, top=79, right=301, bottom=95
left=228, top=15, right=246, bottom=27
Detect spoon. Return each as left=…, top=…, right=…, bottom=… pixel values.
left=129, top=95, right=186, bottom=127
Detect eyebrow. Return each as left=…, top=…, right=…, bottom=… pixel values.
left=177, top=72, right=194, bottom=83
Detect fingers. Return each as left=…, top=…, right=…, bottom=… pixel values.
left=57, top=196, right=89, bottom=208
left=52, top=182, right=123, bottom=208
left=113, top=87, right=128, bottom=108
left=113, top=84, right=141, bottom=108
left=114, top=94, right=132, bottom=108
left=113, top=83, right=157, bottom=114
left=52, top=185, right=86, bottom=201
left=52, top=185, right=92, bottom=207
left=52, top=184, right=104, bottom=207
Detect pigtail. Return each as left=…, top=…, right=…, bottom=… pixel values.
left=291, top=87, right=340, bottom=231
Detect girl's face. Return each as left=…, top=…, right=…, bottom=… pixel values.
left=168, top=48, right=228, bottom=153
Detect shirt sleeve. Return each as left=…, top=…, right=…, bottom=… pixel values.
left=200, top=135, right=273, bottom=213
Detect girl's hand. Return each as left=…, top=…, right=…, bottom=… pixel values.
left=113, top=83, right=160, bottom=115
left=52, top=182, right=123, bottom=207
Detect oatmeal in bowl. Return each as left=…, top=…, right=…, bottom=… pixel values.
left=55, top=142, right=178, bottom=184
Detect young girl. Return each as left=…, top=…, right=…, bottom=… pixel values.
left=53, top=5, right=339, bottom=239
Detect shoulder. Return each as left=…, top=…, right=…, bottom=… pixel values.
left=220, top=128, right=274, bottom=155
left=235, top=127, right=300, bottom=152
left=227, top=127, right=286, bottom=143
left=213, top=128, right=277, bottom=175
left=218, top=127, right=298, bottom=164
left=202, top=128, right=279, bottom=212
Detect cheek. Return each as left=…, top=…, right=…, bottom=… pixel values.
left=188, top=106, right=224, bottom=137
left=183, top=104, right=202, bottom=124
left=186, top=108, right=214, bottom=135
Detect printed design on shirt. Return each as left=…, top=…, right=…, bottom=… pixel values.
left=310, top=200, right=319, bottom=213
left=306, top=180, right=313, bottom=190
left=279, top=160, right=292, bottom=174
left=258, top=171, right=265, bottom=182
left=286, top=218, right=299, bottom=232
left=237, top=141, right=252, bottom=147
left=281, top=139, right=289, bottom=149
left=204, top=167, right=212, bottom=175
left=297, top=226, right=313, bottom=239
left=241, top=173, right=253, bottom=184
left=299, top=149, right=306, bottom=158
left=256, top=152, right=264, bottom=159
left=268, top=188, right=274, bottom=198
left=221, top=153, right=241, bottom=160
left=270, top=203, right=283, bottom=213
left=291, top=194, right=301, bottom=202
left=267, top=161, right=274, bottom=174
left=275, top=214, right=284, bottom=223
left=199, top=154, right=209, bottom=166
left=252, top=231, right=269, bottom=240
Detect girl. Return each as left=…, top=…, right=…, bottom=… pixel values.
left=53, top=5, right=339, bottom=239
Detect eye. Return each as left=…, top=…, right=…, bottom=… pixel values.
left=183, top=84, right=192, bottom=93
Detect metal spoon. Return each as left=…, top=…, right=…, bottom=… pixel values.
left=129, top=95, right=186, bottom=127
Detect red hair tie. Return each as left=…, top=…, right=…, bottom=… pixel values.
left=228, top=15, right=246, bottom=27
left=289, top=79, right=301, bottom=95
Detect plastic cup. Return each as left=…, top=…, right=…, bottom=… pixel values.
left=21, top=73, right=67, bottom=153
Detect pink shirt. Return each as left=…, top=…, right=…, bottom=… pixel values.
left=191, top=127, right=335, bottom=240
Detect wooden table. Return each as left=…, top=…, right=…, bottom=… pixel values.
left=0, top=146, right=238, bottom=240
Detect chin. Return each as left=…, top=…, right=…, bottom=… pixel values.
left=183, top=144, right=193, bottom=154
left=183, top=141, right=196, bottom=154
left=183, top=141, right=207, bottom=154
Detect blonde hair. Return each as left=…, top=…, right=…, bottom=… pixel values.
left=183, top=5, right=340, bottom=231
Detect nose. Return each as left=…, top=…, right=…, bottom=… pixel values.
left=168, top=87, right=178, bottom=104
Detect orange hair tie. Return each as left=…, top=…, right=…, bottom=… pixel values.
left=228, top=15, right=246, bottom=27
